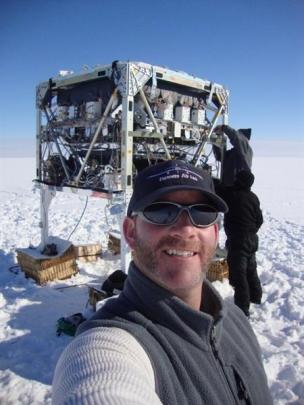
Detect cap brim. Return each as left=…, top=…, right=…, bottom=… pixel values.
left=131, top=185, right=228, bottom=214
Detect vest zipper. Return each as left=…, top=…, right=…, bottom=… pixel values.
left=234, top=368, right=252, bottom=405
left=210, top=326, right=218, bottom=357
left=210, top=325, right=239, bottom=405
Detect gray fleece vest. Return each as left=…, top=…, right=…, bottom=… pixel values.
left=78, top=263, right=272, bottom=405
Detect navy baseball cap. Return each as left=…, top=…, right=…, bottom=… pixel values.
left=127, top=160, right=228, bottom=216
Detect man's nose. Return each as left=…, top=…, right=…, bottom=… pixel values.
left=171, top=209, right=195, bottom=232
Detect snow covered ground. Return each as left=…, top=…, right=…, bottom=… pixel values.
left=0, top=150, right=303, bottom=404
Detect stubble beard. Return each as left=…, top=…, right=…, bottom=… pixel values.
left=133, top=231, right=216, bottom=283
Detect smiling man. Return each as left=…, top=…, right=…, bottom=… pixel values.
left=127, top=190, right=217, bottom=310
left=52, top=160, right=272, bottom=405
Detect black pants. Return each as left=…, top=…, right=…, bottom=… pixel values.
left=226, top=235, right=262, bottom=316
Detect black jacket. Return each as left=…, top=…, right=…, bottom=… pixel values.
left=221, top=178, right=263, bottom=238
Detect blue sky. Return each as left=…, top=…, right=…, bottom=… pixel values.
left=0, top=0, right=303, bottom=156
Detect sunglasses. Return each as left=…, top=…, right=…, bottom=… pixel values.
left=133, top=201, right=219, bottom=228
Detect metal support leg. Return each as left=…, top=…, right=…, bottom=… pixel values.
left=119, top=188, right=133, bottom=273
left=120, top=90, right=135, bottom=273
left=39, top=187, right=56, bottom=251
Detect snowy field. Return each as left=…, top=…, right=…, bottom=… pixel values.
left=0, top=149, right=304, bottom=404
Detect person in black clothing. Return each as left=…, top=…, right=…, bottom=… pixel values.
left=213, top=124, right=253, bottom=187
left=222, top=169, right=263, bottom=316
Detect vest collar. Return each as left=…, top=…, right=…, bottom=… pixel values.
left=123, top=262, right=226, bottom=348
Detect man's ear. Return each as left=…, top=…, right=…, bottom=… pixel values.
left=214, top=223, right=219, bottom=248
left=123, top=217, right=136, bottom=249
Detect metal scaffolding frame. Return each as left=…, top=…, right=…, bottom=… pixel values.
left=35, top=61, right=229, bottom=271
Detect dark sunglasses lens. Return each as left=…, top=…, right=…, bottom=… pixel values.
left=143, top=203, right=179, bottom=225
left=190, top=205, right=218, bottom=226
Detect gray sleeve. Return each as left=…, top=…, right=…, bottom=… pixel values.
left=52, top=327, right=162, bottom=405
left=223, top=126, right=246, bottom=150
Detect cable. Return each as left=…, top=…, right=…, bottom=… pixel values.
left=53, top=283, right=89, bottom=290
left=67, top=196, right=89, bottom=241
left=8, top=265, right=21, bottom=274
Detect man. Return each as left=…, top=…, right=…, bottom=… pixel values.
left=213, top=124, right=253, bottom=187
left=222, top=170, right=264, bottom=317
left=52, top=160, right=272, bottom=404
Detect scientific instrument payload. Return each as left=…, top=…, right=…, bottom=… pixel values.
left=35, top=61, right=229, bottom=270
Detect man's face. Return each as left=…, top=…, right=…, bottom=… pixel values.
left=123, top=190, right=218, bottom=297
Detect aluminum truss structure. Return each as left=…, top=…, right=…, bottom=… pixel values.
left=35, top=61, right=229, bottom=270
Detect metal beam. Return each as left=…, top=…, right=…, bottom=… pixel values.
left=192, top=105, right=224, bottom=167
left=120, top=90, right=134, bottom=272
left=74, top=88, right=118, bottom=185
left=138, top=88, right=171, bottom=160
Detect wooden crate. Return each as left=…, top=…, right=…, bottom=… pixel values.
left=16, top=245, right=78, bottom=285
left=108, top=233, right=120, bottom=255
left=207, top=259, right=229, bottom=282
left=88, top=286, right=109, bottom=311
left=77, top=255, right=101, bottom=263
left=74, top=243, right=102, bottom=262
left=17, top=245, right=75, bottom=271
